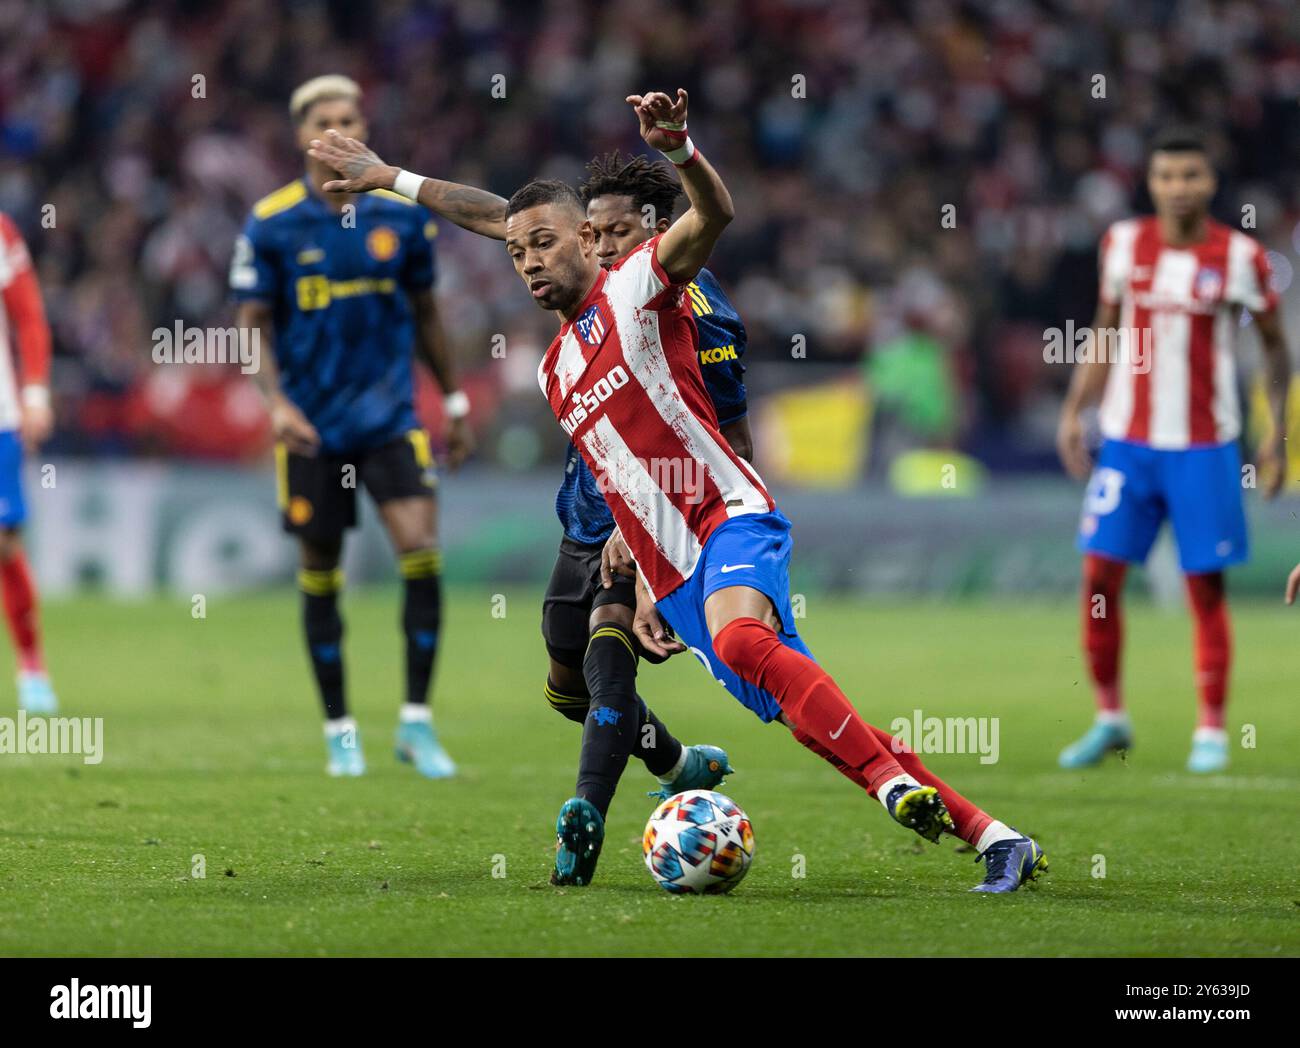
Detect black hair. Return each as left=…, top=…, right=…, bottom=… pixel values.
left=580, top=151, right=682, bottom=223
left=1149, top=126, right=1209, bottom=158
left=504, top=179, right=584, bottom=219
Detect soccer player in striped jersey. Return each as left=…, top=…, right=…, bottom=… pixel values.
left=1056, top=127, right=1291, bottom=774
left=309, top=90, right=1046, bottom=893
left=0, top=212, right=58, bottom=715
left=304, top=139, right=743, bottom=868
left=231, top=76, right=472, bottom=779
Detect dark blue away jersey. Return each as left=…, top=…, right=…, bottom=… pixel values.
left=230, top=178, right=438, bottom=453
left=555, top=266, right=748, bottom=546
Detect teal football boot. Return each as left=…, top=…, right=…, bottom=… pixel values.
left=1187, top=729, right=1228, bottom=773
left=551, top=797, right=605, bottom=887
left=648, top=744, right=734, bottom=801
left=325, top=723, right=366, bottom=777
left=17, top=671, right=57, bottom=716
left=1058, top=720, right=1133, bottom=768
left=395, top=719, right=457, bottom=779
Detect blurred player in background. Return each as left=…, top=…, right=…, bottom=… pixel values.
left=1056, top=128, right=1290, bottom=774
left=304, top=135, right=746, bottom=859
left=0, top=212, right=57, bottom=716
left=309, top=89, right=1048, bottom=893
left=230, top=76, right=472, bottom=779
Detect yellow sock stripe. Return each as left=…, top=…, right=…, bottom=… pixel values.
left=399, top=549, right=443, bottom=578
left=298, top=568, right=344, bottom=595
left=544, top=682, right=588, bottom=710
left=588, top=625, right=636, bottom=660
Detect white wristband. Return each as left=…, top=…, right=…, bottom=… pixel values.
left=443, top=390, right=470, bottom=420
left=22, top=385, right=50, bottom=410
left=660, top=136, right=696, bottom=167
left=393, top=169, right=426, bottom=202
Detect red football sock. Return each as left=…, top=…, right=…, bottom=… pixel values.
left=1185, top=571, right=1230, bottom=730
left=712, top=617, right=903, bottom=795
left=1, top=550, right=44, bottom=673
left=792, top=725, right=993, bottom=845
left=1082, top=553, right=1126, bottom=713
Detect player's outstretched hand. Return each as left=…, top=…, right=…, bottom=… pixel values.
left=308, top=130, right=397, bottom=194
left=625, top=89, right=689, bottom=152
left=1255, top=432, right=1286, bottom=499
left=1055, top=410, right=1091, bottom=481
left=600, top=526, right=636, bottom=588
left=1286, top=563, right=1300, bottom=605
left=633, top=572, right=684, bottom=659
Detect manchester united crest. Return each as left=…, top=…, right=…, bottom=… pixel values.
left=366, top=226, right=399, bottom=261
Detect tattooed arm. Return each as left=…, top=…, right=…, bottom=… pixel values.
left=307, top=130, right=508, bottom=240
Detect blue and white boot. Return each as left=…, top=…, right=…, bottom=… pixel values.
left=1187, top=727, right=1228, bottom=773
left=17, top=671, right=57, bottom=716
left=649, top=744, right=734, bottom=801
left=324, top=717, right=366, bottom=777
left=395, top=705, right=456, bottom=779
left=970, top=827, right=1048, bottom=893
left=1058, top=715, right=1133, bottom=768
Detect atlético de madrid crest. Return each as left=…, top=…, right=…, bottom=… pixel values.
left=1194, top=266, right=1223, bottom=300
left=575, top=303, right=610, bottom=346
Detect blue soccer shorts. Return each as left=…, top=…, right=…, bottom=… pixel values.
left=1077, top=438, right=1248, bottom=573
left=0, top=430, right=27, bottom=528
left=654, top=509, right=811, bottom=723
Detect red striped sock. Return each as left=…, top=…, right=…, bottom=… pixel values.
left=1082, top=553, right=1126, bottom=713
left=713, top=617, right=903, bottom=795
left=1185, top=571, right=1229, bottom=730
left=1, top=550, right=44, bottom=673
left=792, top=726, right=993, bottom=845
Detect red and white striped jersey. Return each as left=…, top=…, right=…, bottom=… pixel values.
left=538, top=235, right=773, bottom=600
left=1097, top=216, right=1277, bottom=449
left=0, top=213, right=51, bottom=432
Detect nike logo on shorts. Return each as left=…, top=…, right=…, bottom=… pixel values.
left=719, top=564, right=755, bottom=574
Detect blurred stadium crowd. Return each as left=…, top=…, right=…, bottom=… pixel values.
left=2, top=0, right=1298, bottom=469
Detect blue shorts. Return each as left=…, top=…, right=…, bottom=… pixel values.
left=1077, top=439, right=1248, bottom=573
left=0, top=431, right=25, bottom=528
left=655, top=509, right=810, bottom=723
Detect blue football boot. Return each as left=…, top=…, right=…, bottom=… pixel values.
left=648, top=744, right=734, bottom=801
left=1187, top=729, right=1228, bottom=774
left=395, top=719, right=457, bottom=779
left=325, top=723, right=366, bottom=777
left=884, top=781, right=953, bottom=843
left=17, top=671, right=57, bottom=716
left=970, top=833, right=1048, bottom=893
left=550, top=797, right=605, bottom=887
left=1058, top=720, right=1133, bottom=768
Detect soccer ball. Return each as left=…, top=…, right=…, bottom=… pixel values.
left=642, top=789, right=754, bottom=894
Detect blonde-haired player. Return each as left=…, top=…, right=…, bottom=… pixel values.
left=232, top=75, right=472, bottom=777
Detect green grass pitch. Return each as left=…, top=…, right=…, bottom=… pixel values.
left=1, top=588, right=1297, bottom=957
